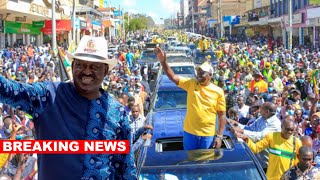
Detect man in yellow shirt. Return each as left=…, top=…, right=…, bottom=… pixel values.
left=238, top=118, right=302, bottom=180
left=155, top=47, right=226, bottom=150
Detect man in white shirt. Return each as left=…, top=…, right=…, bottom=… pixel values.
left=129, top=105, right=152, bottom=152
left=236, top=96, right=250, bottom=120
left=230, top=102, right=282, bottom=170
left=272, top=71, right=284, bottom=92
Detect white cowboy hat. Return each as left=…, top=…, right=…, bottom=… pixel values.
left=66, top=35, right=118, bottom=70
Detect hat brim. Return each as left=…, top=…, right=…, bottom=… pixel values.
left=65, top=51, right=118, bottom=71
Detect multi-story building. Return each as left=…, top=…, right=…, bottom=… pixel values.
left=0, top=0, right=111, bottom=48
left=199, top=0, right=247, bottom=36
left=180, top=0, right=189, bottom=27
left=98, top=7, right=117, bottom=41
left=267, top=0, right=309, bottom=48
left=0, top=0, right=71, bottom=47
left=186, top=0, right=199, bottom=32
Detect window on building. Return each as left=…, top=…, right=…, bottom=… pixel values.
left=294, top=0, right=301, bottom=10
left=284, top=0, right=288, bottom=14
left=301, top=0, right=307, bottom=7
left=279, top=0, right=283, bottom=16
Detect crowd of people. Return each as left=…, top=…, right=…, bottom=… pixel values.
left=206, top=36, right=320, bottom=179
left=0, top=29, right=319, bottom=179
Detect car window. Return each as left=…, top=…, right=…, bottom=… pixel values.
left=145, top=44, right=157, bottom=49
left=139, top=162, right=262, bottom=180
left=162, top=66, right=195, bottom=75
left=141, top=51, right=156, bottom=60
left=154, top=91, right=187, bottom=110
left=170, top=42, right=177, bottom=46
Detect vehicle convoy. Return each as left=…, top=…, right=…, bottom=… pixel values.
left=136, top=76, right=267, bottom=180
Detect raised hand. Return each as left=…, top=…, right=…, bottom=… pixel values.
left=154, top=47, right=166, bottom=63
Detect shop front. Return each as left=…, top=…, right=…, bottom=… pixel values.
left=285, top=10, right=307, bottom=47
left=79, top=20, right=87, bottom=40
left=41, top=20, right=71, bottom=46
left=307, top=7, right=320, bottom=48
left=91, top=21, right=102, bottom=37
left=4, top=20, right=44, bottom=47
left=75, top=18, right=88, bottom=44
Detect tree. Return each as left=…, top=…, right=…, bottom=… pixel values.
left=124, top=13, right=155, bottom=34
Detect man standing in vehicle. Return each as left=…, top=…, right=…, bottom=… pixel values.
left=155, top=47, right=226, bottom=150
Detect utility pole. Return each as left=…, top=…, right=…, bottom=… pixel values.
left=72, top=0, right=76, bottom=44
left=122, top=8, right=125, bottom=40
left=118, top=5, right=121, bottom=39
left=288, top=0, right=292, bottom=50
left=52, top=0, right=57, bottom=54
left=128, top=12, right=130, bottom=25
left=218, top=0, right=223, bottom=38
left=192, top=1, right=194, bottom=33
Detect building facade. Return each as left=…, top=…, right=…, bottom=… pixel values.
left=180, top=0, right=189, bottom=28
left=0, top=0, right=71, bottom=48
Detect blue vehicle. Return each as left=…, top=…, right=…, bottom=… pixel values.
left=136, top=77, right=267, bottom=180
left=194, top=50, right=217, bottom=65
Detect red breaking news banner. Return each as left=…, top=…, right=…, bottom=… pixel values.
left=0, top=140, right=130, bottom=154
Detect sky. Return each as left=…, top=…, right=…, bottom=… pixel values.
left=109, top=0, right=180, bottom=24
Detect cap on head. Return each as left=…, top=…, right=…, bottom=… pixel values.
left=196, top=62, right=213, bottom=74
left=265, top=62, right=271, bottom=68
left=66, top=35, right=118, bottom=70
left=291, top=89, right=301, bottom=96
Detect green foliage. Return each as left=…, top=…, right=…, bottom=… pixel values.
left=124, top=14, right=155, bottom=33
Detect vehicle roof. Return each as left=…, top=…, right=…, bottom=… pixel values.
left=137, top=56, right=192, bottom=65
left=157, top=75, right=194, bottom=87
left=143, top=121, right=256, bottom=168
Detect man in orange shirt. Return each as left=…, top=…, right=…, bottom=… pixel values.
left=249, top=70, right=268, bottom=93
left=27, top=45, right=35, bottom=71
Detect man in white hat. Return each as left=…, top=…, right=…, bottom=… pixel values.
left=0, top=36, right=136, bottom=180
left=155, top=47, right=226, bottom=150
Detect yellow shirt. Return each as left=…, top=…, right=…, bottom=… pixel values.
left=248, top=132, right=302, bottom=180
left=0, top=153, right=9, bottom=169
left=178, top=77, right=226, bottom=136
left=215, top=50, right=223, bottom=59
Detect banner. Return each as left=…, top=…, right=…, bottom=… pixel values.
left=5, top=21, right=41, bottom=35
left=114, top=10, right=123, bottom=17
left=32, top=21, right=45, bottom=28
left=0, top=140, right=130, bottom=154
left=41, top=20, right=71, bottom=35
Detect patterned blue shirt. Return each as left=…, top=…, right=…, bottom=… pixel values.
left=0, top=75, right=137, bottom=180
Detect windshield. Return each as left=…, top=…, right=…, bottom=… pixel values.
left=141, top=51, right=156, bottom=60
left=139, top=163, right=262, bottom=180
left=162, top=66, right=195, bottom=75
left=170, top=42, right=177, bottom=46
left=145, top=44, right=157, bottom=49
left=154, top=90, right=187, bottom=110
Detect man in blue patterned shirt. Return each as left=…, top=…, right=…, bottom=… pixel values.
left=0, top=36, right=137, bottom=180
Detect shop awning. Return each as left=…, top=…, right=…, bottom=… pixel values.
left=41, top=20, right=71, bottom=35
left=102, top=20, right=112, bottom=28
